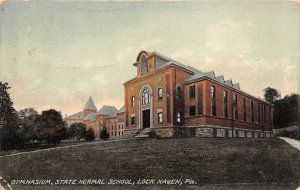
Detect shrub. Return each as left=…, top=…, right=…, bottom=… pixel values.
left=85, top=128, right=96, bottom=141
left=100, top=127, right=110, bottom=140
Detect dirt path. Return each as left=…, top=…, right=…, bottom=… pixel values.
left=279, top=137, right=300, bottom=151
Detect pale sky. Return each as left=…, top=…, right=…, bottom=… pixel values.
left=0, top=1, right=299, bottom=116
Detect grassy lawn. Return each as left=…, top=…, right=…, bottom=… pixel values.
left=0, top=138, right=299, bottom=189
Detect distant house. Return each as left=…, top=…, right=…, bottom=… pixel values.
left=65, top=97, right=124, bottom=138
left=123, top=50, right=273, bottom=137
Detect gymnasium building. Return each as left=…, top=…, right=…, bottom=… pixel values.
left=123, top=50, right=273, bottom=138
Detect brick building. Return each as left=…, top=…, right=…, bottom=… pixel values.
left=124, top=50, right=273, bottom=138
left=65, top=97, right=125, bottom=138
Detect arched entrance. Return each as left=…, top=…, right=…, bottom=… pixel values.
left=138, top=85, right=153, bottom=129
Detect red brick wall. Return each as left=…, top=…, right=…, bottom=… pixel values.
left=184, top=80, right=273, bottom=131
left=124, top=64, right=192, bottom=129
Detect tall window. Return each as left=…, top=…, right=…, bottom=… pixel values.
left=131, top=96, right=135, bottom=107
left=189, top=106, right=196, bottom=116
left=158, top=112, right=163, bottom=124
left=176, top=86, right=182, bottom=99
left=142, top=88, right=151, bottom=104
left=243, top=98, right=246, bottom=121
left=258, top=103, right=261, bottom=123
left=140, top=53, right=148, bottom=75
left=233, top=94, right=238, bottom=120
left=157, top=87, right=163, bottom=101
left=131, top=116, right=135, bottom=126
left=189, top=85, right=195, bottom=99
left=251, top=101, right=254, bottom=122
left=211, top=86, right=216, bottom=116
left=223, top=91, right=228, bottom=118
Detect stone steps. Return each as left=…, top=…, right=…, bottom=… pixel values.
left=135, top=128, right=151, bottom=138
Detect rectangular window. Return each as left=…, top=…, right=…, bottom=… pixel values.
left=177, top=112, right=181, bottom=123
left=243, top=98, right=246, bottom=121
left=198, top=85, right=203, bottom=115
left=189, top=85, right=195, bottom=99
left=157, top=88, right=163, bottom=101
left=262, top=105, right=266, bottom=124
left=223, top=91, right=228, bottom=118
left=258, top=103, right=261, bottom=123
left=251, top=101, right=254, bottom=122
left=211, top=86, right=216, bottom=116
left=189, top=106, right=196, bottom=116
left=233, top=94, right=238, bottom=120
left=158, top=112, right=163, bottom=124
left=131, top=116, right=135, bottom=126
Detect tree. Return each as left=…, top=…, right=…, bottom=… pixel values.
left=263, top=87, right=281, bottom=104
left=274, top=94, right=299, bottom=128
left=34, top=109, right=65, bottom=145
left=0, top=82, right=24, bottom=149
left=68, top=123, right=86, bottom=141
left=100, top=127, right=110, bottom=140
left=18, top=108, right=38, bottom=142
left=85, top=128, right=95, bottom=141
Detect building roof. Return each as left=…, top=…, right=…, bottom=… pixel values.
left=97, top=105, right=118, bottom=117
left=216, top=75, right=225, bottom=83
left=233, top=83, right=240, bottom=90
left=118, top=105, right=125, bottom=114
left=67, top=111, right=84, bottom=119
left=125, top=50, right=272, bottom=105
left=84, top=112, right=96, bottom=121
left=83, top=96, right=97, bottom=111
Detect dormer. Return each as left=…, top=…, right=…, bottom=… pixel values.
left=133, top=50, right=157, bottom=78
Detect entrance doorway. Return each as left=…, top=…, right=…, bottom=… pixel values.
left=142, top=109, right=150, bottom=128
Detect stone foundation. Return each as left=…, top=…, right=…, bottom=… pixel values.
left=153, top=128, right=174, bottom=138
left=186, top=126, right=272, bottom=138
left=195, top=128, right=213, bottom=137
left=124, top=129, right=139, bottom=138
left=131, top=126, right=273, bottom=139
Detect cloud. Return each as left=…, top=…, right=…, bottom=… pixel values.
left=0, top=0, right=6, bottom=5
left=206, top=20, right=254, bottom=55
left=170, top=47, right=196, bottom=64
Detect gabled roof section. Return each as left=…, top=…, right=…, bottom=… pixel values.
left=97, top=105, right=118, bottom=117
left=233, top=83, right=240, bottom=90
left=67, top=111, right=83, bottom=119
left=84, top=112, right=96, bottom=121
left=216, top=75, right=225, bottom=83
left=83, top=96, right=97, bottom=111
left=204, top=71, right=215, bottom=79
left=118, top=105, right=125, bottom=114
left=185, top=72, right=205, bottom=83
left=225, top=79, right=233, bottom=87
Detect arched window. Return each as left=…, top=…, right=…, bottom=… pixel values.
left=140, top=53, right=148, bottom=75
left=142, top=88, right=151, bottom=104
left=157, top=87, right=163, bottom=101
left=131, top=96, right=135, bottom=107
